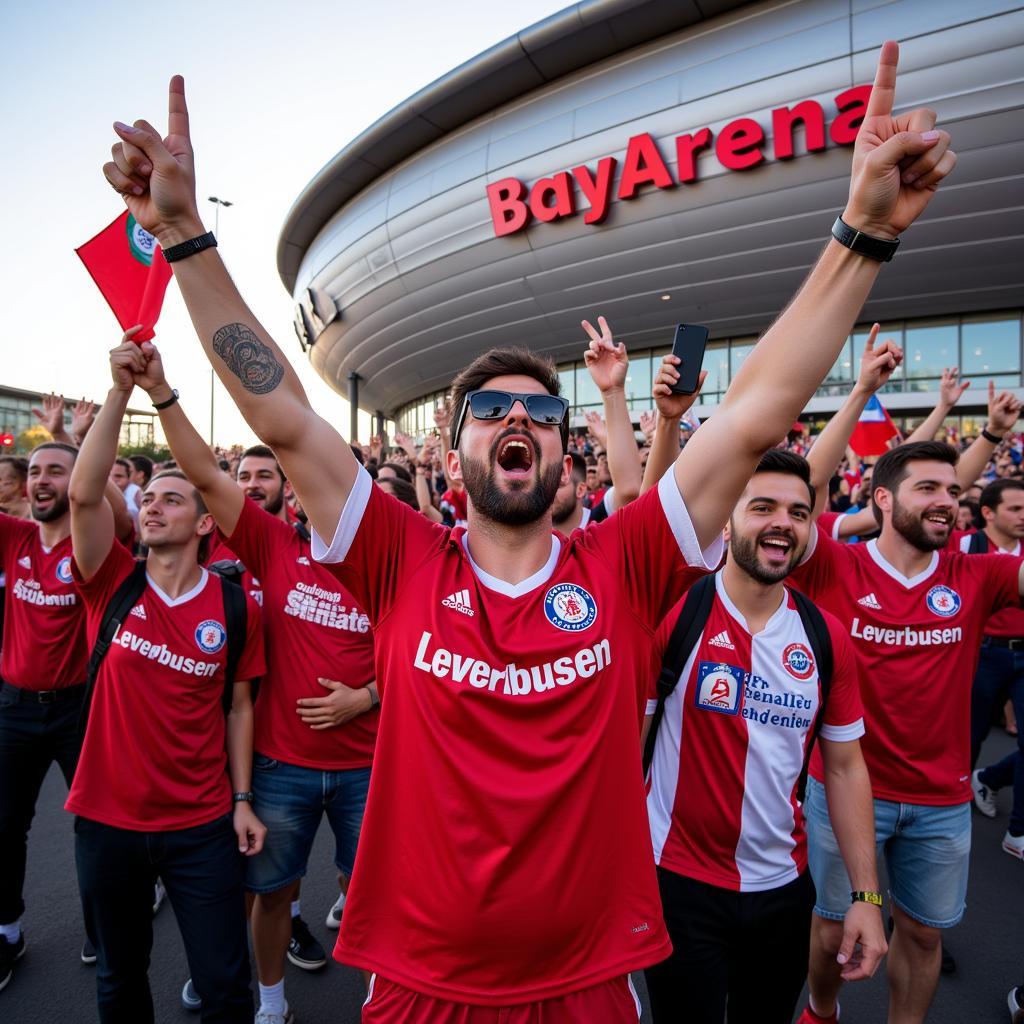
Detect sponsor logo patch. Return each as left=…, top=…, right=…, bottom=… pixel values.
left=543, top=583, right=597, bottom=632
left=708, top=629, right=735, bottom=650
left=55, top=556, right=74, bottom=585
left=926, top=585, right=961, bottom=618
left=695, top=661, right=744, bottom=715
left=782, top=642, right=815, bottom=680
left=195, top=619, right=227, bottom=654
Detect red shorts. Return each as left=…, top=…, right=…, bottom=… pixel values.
left=361, top=974, right=642, bottom=1023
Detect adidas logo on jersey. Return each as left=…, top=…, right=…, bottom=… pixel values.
left=708, top=630, right=735, bottom=650
left=130, top=604, right=147, bottom=620
left=857, top=593, right=882, bottom=610
left=296, top=556, right=310, bottom=566
left=17, top=556, right=31, bottom=569
left=442, top=589, right=475, bottom=617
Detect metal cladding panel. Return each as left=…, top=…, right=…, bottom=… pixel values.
left=291, top=0, right=1024, bottom=415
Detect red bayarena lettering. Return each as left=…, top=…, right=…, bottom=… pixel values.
left=486, top=87, right=871, bottom=236
left=716, top=117, right=766, bottom=171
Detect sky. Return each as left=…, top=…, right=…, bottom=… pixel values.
left=0, top=0, right=566, bottom=447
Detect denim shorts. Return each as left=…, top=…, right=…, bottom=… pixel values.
left=245, top=753, right=371, bottom=894
left=804, top=776, right=971, bottom=929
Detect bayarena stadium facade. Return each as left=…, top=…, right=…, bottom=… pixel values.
left=278, top=0, right=1024, bottom=441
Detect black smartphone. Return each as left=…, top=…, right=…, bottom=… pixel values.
left=669, top=323, right=709, bottom=394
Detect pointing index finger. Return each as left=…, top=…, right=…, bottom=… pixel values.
left=865, top=40, right=899, bottom=121
left=168, top=74, right=191, bottom=141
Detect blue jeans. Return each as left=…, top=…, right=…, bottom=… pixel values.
left=971, top=643, right=1024, bottom=832
left=75, top=813, right=252, bottom=1024
left=804, top=776, right=971, bottom=929
left=245, top=753, right=370, bottom=893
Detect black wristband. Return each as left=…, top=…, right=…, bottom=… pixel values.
left=162, top=232, right=217, bottom=264
left=232, top=791, right=254, bottom=803
left=152, top=388, right=179, bottom=411
left=831, top=217, right=900, bottom=263
left=982, top=427, right=1004, bottom=445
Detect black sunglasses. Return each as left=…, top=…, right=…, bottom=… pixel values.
left=451, top=390, right=570, bottom=450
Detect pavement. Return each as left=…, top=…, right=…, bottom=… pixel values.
left=3, top=730, right=1021, bottom=1023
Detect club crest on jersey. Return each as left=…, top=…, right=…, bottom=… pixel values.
left=782, top=643, right=815, bottom=680
left=695, top=662, right=744, bottom=716
left=55, top=556, right=74, bottom=585
left=926, top=585, right=961, bottom=618
left=195, top=620, right=227, bottom=654
left=543, top=583, right=597, bottom=632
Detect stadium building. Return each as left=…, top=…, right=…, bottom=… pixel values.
left=278, top=0, right=1024, bottom=441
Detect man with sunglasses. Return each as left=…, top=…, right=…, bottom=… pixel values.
left=102, top=41, right=955, bottom=1021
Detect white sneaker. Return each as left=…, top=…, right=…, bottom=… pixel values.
left=972, top=770, right=998, bottom=818
left=255, top=1008, right=295, bottom=1024
left=152, top=879, right=167, bottom=916
left=1002, top=830, right=1024, bottom=860
left=325, top=892, right=345, bottom=929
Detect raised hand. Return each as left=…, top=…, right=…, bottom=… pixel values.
left=988, top=381, right=1022, bottom=437
left=393, top=430, right=418, bottom=462
left=855, top=323, right=903, bottom=394
left=103, top=76, right=202, bottom=244
left=433, top=404, right=452, bottom=433
left=652, top=354, right=708, bottom=421
left=843, top=41, right=956, bottom=239
left=108, top=326, right=167, bottom=394
left=938, top=366, right=969, bottom=408
left=70, top=399, right=98, bottom=444
left=639, top=410, right=657, bottom=443
left=584, top=410, right=608, bottom=450
left=31, top=393, right=66, bottom=438
left=582, top=316, right=628, bottom=393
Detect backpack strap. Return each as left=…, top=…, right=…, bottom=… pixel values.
left=219, top=574, right=248, bottom=715
left=790, top=588, right=835, bottom=804
left=643, top=573, right=717, bottom=778
left=293, top=521, right=311, bottom=544
left=79, top=560, right=149, bottom=734
left=967, top=530, right=989, bottom=554
left=207, top=558, right=247, bottom=585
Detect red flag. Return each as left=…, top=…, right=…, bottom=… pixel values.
left=849, top=394, right=900, bottom=456
left=76, top=211, right=173, bottom=342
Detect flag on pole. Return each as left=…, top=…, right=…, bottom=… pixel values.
left=849, top=394, right=900, bottom=456
left=76, top=211, right=173, bottom=342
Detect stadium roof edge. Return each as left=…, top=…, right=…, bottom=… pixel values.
left=276, top=0, right=751, bottom=292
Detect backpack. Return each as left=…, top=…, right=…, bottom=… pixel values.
left=79, top=560, right=247, bottom=732
left=967, top=530, right=990, bottom=554
left=642, top=573, right=834, bottom=803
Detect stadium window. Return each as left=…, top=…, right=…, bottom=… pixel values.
left=625, top=353, right=652, bottom=411
left=728, top=338, right=757, bottom=383
left=961, top=315, right=1021, bottom=381
left=904, top=321, right=957, bottom=382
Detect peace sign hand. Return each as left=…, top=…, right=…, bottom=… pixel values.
left=843, top=41, right=956, bottom=240
left=103, top=76, right=203, bottom=245
left=582, top=316, right=628, bottom=394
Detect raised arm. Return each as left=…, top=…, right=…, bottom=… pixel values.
left=603, top=43, right=954, bottom=550
left=905, top=366, right=969, bottom=443
left=102, top=78, right=357, bottom=545
left=956, top=382, right=1022, bottom=489
left=32, top=394, right=73, bottom=447
left=806, top=324, right=902, bottom=516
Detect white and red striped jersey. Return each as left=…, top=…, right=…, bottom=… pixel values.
left=646, top=572, right=864, bottom=892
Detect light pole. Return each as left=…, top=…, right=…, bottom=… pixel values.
left=207, top=196, right=233, bottom=446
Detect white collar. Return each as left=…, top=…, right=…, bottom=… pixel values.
left=715, top=570, right=788, bottom=636
left=145, top=567, right=210, bottom=607
left=866, top=539, right=938, bottom=589
left=460, top=533, right=561, bottom=598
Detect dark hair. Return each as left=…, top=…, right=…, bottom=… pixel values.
left=979, top=478, right=1024, bottom=512
left=148, top=470, right=212, bottom=562
left=378, top=462, right=412, bottom=484
left=350, top=444, right=365, bottom=466
left=0, top=455, right=29, bottom=485
left=378, top=476, right=418, bottom=510
left=447, top=347, right=562, bottom=449
left=870, top=441, right=958, bottom=527
left=241, top=444, right=286, bottom=483
left=29, top=441, right=78, bottom=462
left=114, top=457, right=132, bottom=474
left=568, top=452, right=587, bottom=485
left=128, top=455, right=153, bottom=484
left=752, top=449, right=815, bottom=506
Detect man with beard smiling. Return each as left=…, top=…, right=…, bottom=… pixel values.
left=103, top=41, right=958, bottom=1021
left=790, top=440, right=1024, bottom=1024
left=642, top=449, right=882, bottom=1023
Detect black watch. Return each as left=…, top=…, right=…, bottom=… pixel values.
left=831, top=217, right=900, bottom=263
left=152, top=388, right=179, bottom=411
left=232, top=791, right=254, bottom=803
left=163, top=232, right=217, bottom=263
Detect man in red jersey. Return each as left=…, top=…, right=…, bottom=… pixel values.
left=102, top=40, right=956, bottom=1020
left=791, top=441, right=1024, bottom=1024
left=132, top=337, right=377, bottom=1024
left=67, top=342, right=266, bottom=1023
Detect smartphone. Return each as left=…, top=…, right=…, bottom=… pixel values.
left=669, top=323, right=710, bottom=394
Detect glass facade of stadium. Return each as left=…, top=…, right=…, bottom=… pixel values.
left=278, top=0, right=1024, bottom=441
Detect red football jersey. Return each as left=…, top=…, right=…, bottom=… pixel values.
left=311, top=468, right=722, bottom=1004
left=66, top=543, right=265, bottom=831
left=225, top=498, right=377, bottom=769
left=0, top=514, right=87, bottom=690
left=950, top=531, right=1024, bottom=639
left=790, top=526, right=1021, bottom=804
left=646, top=573, right=863, bottom=892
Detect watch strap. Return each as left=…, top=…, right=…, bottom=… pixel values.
left=163, top=232, right=217, bottom=264
left=831, top=217, right=900, bottom=263
left=982, top=427, right=1004, bottom=445
left=851, top=890, right=883, bottom=906
left=152, top=388, right=179, bottom=411
left=232, top=791, right=254, bottom=803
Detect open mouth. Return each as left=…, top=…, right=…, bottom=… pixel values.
left=759, top=533, right=793, bottom=564
left=246, top=490, right=266, bottom=502
left=923, top=511, right=952, bottom=528
left=495, top=436, right=535, bottom=476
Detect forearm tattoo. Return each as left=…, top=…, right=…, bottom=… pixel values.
left=212, top=323, right=285, bottom=395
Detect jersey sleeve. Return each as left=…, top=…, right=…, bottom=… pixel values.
left=310, top=465, right=449, bottom=624
left=977, top=553, right=1024, bottom=616
left=0, top=512, right=31, bottom=564
left=817, top=511, right=844, bottom=542
left=788, top=520, right=849, bottom=600
left=818, top=615, right=865, bottom=742
left=71, top=541, right=136, bottom=613
left=235, top=593, right=266, bottom=681
left=580, top=472, right=724, bottom=630
left=224, top=497, right=291, bottom=578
